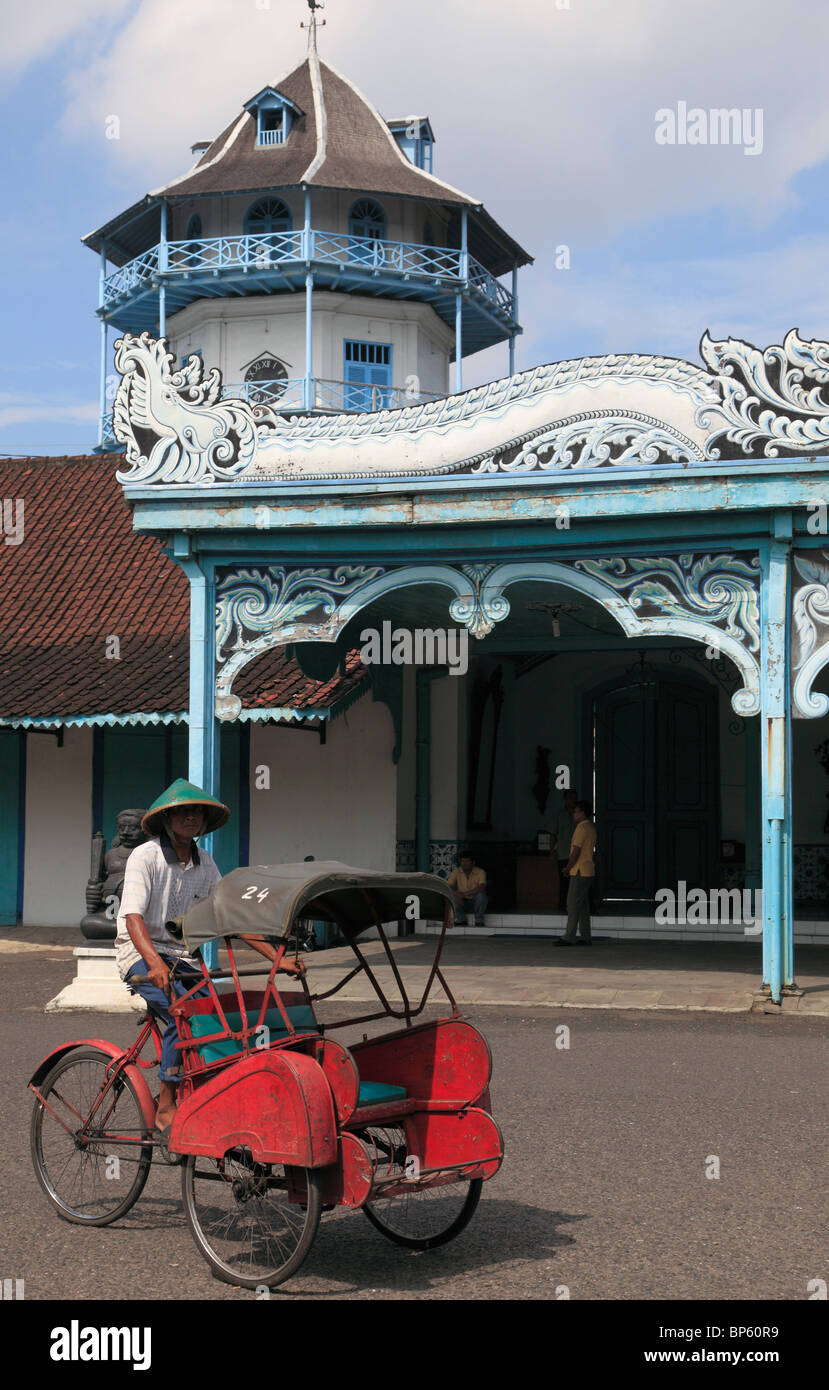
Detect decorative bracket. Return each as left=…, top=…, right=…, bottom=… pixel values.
left=792, top=551, right=829, bottom=717
left=213, top=554, right=762, bottom=721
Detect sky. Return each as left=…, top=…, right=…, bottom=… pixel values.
left=2, top=0, right=829, bottom=457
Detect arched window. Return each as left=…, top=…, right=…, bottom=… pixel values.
left=348, top=199, right=386, bottom=267
left=349, top=199, right=386, bottom=241
left=243, top=198, right=292, bottom=236
left=243, top=354, right=288, bottom=406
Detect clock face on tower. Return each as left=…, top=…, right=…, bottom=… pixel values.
left=243, top=355, right=289, bottom=406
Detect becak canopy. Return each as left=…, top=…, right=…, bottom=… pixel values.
left=179, top=861, right=454, bottom=952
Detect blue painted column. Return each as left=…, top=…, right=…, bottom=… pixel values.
left=304, top=188, right=313, bottom=412
left=98, top=243, right=108, bottom=448
left=759, top=520, right=794, bottom=1000
left=509, top=262, right=518, bottom=376
left=158, top=201, right=168, bottom=338
left=178, top=542, right=220, bottom=969
left=455, top=209, right=468, bottom=394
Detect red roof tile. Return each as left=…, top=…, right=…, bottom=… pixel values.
left=0, top=456, right=368, bottom=722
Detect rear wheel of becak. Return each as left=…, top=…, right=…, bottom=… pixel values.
left=359, top=1125, right=483, bottom=1249
left=182, top=1149, right=322, bottom=1288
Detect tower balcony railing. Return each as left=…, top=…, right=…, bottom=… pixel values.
left=97, top=375, right=445, bottom=448
left=222, top=376, right=444, bottom=412
left=100, top=230, right=517, bottom=332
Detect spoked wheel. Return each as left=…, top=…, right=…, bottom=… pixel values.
left=359, top=1126, right=483, bottom=1250
left=182, top=1149, right=322, bottom=1288
left=30, top=1046, right=153, bottom=1226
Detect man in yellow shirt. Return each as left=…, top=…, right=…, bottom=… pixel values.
left=447, top=851, right=488, bottom=927
left=554, top=800, right=597, bottom=946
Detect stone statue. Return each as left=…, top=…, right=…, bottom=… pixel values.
left=81, top=808, right=148, bottom=941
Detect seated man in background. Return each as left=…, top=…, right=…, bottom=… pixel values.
left=448, top=851, right=488, bottom=927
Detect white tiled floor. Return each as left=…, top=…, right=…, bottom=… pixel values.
left=414, top=914, right=826, bottom=944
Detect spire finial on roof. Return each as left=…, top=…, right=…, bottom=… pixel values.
left=302, top=0, right=326, bottom=53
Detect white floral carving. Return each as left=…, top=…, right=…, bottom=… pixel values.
left=792, top=552, right=829, bottom=717
left=575, top=554, right=761, bottom=653
left=471, top=413, right=703, bottom=473
left=113, top=334, right=257, bottom=483
left=112, top=329, right=829, bottom=485
left=698, top=329, right=829, bottom=457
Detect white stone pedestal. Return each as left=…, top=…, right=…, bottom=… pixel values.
left=46, top=947, right=145, bottom=1013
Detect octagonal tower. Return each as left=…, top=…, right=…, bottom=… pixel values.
left=83, top=11, right=532, bottom=449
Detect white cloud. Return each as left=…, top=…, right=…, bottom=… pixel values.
left=0, top=0, right=133, bottom=73
left=518, top=234, right=829, bottom=367
left=56, top=0, right=829, bottom=245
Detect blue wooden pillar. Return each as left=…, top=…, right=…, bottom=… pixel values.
left=759, top=521, right=794, bottom=1000
left=509, top=262, right=518, bottom=376
left=178, top=542, right=220, bottom=968
left=0, top=730, right=25, bottom=924
left=158, top=201, right=168, bottom=338
left=455, top=209, right=468, bottom=394
left=304, top=187, right=313, bottom=411
left=98, top=242, right=108, bottom=448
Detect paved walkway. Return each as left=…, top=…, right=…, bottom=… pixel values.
left=306, top=934, right=829, bottom=1014
left=3, top=925, right=827, bottom=1014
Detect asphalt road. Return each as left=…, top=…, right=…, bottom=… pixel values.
left=2, top=952, right=827, bottom=1302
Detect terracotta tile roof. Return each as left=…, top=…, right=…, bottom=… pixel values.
left=0, top=456, right=368, bottom=723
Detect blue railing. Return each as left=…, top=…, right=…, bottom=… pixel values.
left=222, top=376, right=443, bottom=412
left=101, top=230, right=516, bottom=324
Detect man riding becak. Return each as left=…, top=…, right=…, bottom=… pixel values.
left=115, top=778, right=304, bottom=1142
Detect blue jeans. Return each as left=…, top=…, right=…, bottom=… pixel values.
left=125, top=956, right=207, bottom=1083
left=455, top=892, right=488, bottom=926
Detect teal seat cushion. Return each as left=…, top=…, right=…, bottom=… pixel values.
left=357, top=1080, right=407, bottom=1107
left=189, top=1005, right=317, bottom=1064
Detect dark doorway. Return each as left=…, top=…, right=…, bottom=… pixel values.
left=585, top=672, right=720, bottom=904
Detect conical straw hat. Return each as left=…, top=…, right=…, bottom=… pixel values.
left=141, top=778, right=230, bottom=837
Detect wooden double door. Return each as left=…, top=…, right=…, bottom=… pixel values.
left=586, top=677, right=720, bottom=901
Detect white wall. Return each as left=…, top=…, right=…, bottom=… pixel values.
left=168, top=292, right=453, bottom=397
left=248, top=696, right=396, bottom=869
left=23, top=728, right=92, bottom=926
left=171, top=191, right=435, bottom=246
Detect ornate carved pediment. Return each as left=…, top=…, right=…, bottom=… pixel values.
left=212, top=554, right=761, bottom=722
left=113, top=330, right=829, bottom=486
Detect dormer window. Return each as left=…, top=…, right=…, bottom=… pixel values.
left=258, top=107, right=285, bottom=146
left=244, top=86, right=302, bottom=148
left=388, top=118, right=435, bottom=172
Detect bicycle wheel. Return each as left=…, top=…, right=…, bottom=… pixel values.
left=30, top=1046, right=153, bottom=1226
left=182, top=1150, right=322, bottom=1289
left=359, top=1125, right=483, bottom=1250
